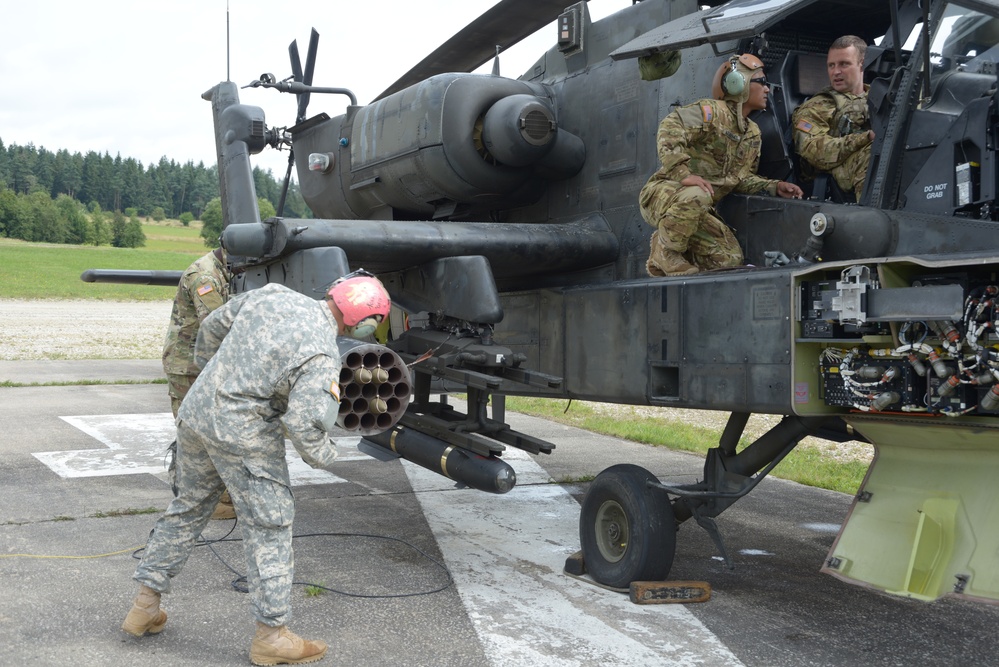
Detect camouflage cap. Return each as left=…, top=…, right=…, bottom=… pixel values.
left=639, top=49, right=682, bottom=81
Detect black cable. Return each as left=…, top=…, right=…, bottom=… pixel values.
left=133, top=518, right=453, bottom=599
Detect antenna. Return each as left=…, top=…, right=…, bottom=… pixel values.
left=226, top=1, right=231, bottom=82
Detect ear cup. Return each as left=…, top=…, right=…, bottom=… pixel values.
left=721, top=61, right=744, bottom=96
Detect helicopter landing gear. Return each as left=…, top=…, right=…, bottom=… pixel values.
left=578, top=464, right=676, bottom=588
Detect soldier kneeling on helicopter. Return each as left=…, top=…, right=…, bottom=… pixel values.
left=640, top=53, right=803, bottom=277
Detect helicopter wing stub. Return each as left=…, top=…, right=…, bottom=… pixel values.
left=611, top=0, right=819, bottom=60
left=373, top=0, right=573, bottom=102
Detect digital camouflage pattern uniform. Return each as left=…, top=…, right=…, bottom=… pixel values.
left=162, top=249, right=231, bottom=417
left=640, top=98, right=779, bottom=275
left=134, top=283, right=343, bottom=627
left=791, top=85, right=872, bottom=198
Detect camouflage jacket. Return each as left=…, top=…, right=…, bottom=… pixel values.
left=792, top=86, right=872, bottom=173
left=162, top=250, right=230, bottom=376
left=645, top=98, right=778, bottom=201
left=179, top=283, right=342, bottom=471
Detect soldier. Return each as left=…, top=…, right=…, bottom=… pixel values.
left=162, top=246, right=235, bottom=519
left=791, top=35, right=875, bottom=200
left=641, top=53, right=803, bottom=277
left=122, top=275, right=392, bottom=666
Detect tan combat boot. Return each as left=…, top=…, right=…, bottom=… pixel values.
left=121, top=584, right=168, bottom=637
left=211, top=488, right=236, bottom=520
left=250, top=623, right=328, bottom=666
left=655, top=249, right=699, bottom=276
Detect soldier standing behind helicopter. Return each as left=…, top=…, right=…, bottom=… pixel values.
left=791, top=35, right=875, bottom=200
left=162, top=246, right=235, bottom=519
left=640, top=53, right=803, bottom=277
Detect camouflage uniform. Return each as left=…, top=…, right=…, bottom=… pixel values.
left=640, top=98, right=779, bottom=275
left=163, top=249, right=231, bottom=417
left=134, top=283, right=343, bottom=627
left=791, top=85, right=872, bottom=198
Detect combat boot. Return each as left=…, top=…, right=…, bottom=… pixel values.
left=211, top=489, right=236, bottom=520
left=250, top=623, right=328, bottom=666
left=655, top=249, right=699, bottom=276
left=121, top=584, right=168, bottom=637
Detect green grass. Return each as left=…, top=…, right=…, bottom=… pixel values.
left=304, top=585, right=326, bottom=597
left=0, top=223, right=206, bottom=300
left=0, top=379, right=167, bottom=387
left=89, top=507, right=162, bottom=518
left=141, top=221, right=209, bottom=253
left=504, top=396, right=869, bottom=494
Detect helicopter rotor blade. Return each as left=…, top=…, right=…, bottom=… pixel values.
left=289, top=38, right=303, bottom=85
left=297, top=28, right=320, bottom=123
left=373, top=0, right=572, bottom=102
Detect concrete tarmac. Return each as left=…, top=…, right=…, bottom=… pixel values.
left=2, top=360, right=998, bottom=666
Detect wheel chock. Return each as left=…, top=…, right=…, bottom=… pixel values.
left=629, top=580, right=711, bottom=604
left=564, top=550, right=586, bottom=576
left=564, top=551, right=712, bottom=604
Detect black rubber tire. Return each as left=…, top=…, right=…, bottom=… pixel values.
left=579, top=464, right=676, bottom=588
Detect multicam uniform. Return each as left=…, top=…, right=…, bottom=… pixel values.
left=791, top=85, right=872, bottom=198
left=162, top=249, right=231, bottom=417
left=134, top=283, right=343, bottom=627
left=640, top=98, right=780, bottom=275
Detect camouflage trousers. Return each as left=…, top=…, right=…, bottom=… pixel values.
left=165, top=373, right=197, bottom=494
left=831, top=142, right=872, bottom=199
left=133, top=420, right=297, bottom=627
left=640, top=182, right=743, bottom=274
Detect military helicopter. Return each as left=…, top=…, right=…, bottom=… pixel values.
left=85, top=0, right=999, bottom=606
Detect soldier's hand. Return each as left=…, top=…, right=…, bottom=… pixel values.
left=681, top=174, right=714, bottom=197
left=776, top=181, right=803, bottom=199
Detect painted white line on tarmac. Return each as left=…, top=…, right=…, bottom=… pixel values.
left=403, top=447, right=744, bottom=667
left=37, top=413, right=366, bottom=485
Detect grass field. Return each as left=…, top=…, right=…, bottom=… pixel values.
left=0, top=222, right=206, bottom=300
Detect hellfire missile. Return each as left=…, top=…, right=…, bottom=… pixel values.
left=365, top=427, right=516, bottom=494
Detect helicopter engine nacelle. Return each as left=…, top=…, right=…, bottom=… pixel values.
left=292, top=73, right=585, bottom=220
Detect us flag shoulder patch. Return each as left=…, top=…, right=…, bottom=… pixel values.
left=701, top=104, right=713, bottom=123
left=197, top=284, right=215, bottom=296
left=796, top=119, right=813, bottom=133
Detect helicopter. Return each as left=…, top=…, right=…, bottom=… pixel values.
left=84, top=0, right=999, bottom=606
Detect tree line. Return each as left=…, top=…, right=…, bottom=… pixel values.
left=0, top=138, right=311, bottom=247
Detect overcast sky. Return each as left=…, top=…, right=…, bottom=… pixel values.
left=1, top=0, right=631, bottom=178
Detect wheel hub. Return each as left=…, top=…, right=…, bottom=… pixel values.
left=594, top=499, right=629, bottom=563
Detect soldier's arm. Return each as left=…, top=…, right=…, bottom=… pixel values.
left=282, top=355, right=342, bottom=469
left=792, top=100, right=872, bottom=171
left=193, top=293, right=244, bottom=369
left=734, top=133, right=778, bottom=196
left=656, top=107, right=703, bottom=181
left=188, top=271, right=226, bottom=322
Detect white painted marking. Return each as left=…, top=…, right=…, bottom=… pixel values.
left=46, top=413, right=741, bottom=663
left=36, top=413, right=367, bottom=486
left=739, top=549, right=775, bottom=557
left=801, top=522, right=843, bottom=534
left=403, top=453, right=744, bottom=666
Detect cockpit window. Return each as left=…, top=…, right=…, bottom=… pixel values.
left=932, top=3, right=999, bottom=73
